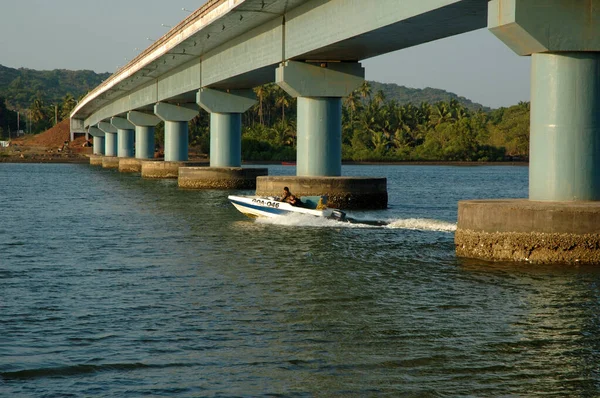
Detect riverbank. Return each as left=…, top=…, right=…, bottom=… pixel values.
left=0, top=155, right=89, bottom=163
left=0, top=119, right=92, bottom=164
left=1, top=156, right=528, bottom=166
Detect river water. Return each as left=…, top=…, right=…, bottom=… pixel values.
left=1, top=163, right=599, bottom=397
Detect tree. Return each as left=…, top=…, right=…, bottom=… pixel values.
left=275, top=89, right=291, bottom=125
left=358, top=81, right=372, bottom=101
left=29, top=97, right=50, bottom=132
left=59, top=93, right=77, bottom=121
left=344, top=91, right=360, bottom=123
left=253, top=85, right=268, bottom=125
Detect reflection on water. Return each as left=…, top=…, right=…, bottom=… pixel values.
left=1, top=163, right=599, bottom=396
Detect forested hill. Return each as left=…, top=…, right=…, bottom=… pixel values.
left=0, top=64, right=111, bottom=109
left=369, top=81, right=489, bottom=112
left=0, top=63, right=490, bottom=111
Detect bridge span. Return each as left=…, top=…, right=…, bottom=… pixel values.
left=71, top=0, right=600, bottom=264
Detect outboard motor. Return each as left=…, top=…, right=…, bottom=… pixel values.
left=329, top=209, right=346, bottom=221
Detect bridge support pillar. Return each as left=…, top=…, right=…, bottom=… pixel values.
left=110, top=117, right=137, bottom=172
left=89, top=126, right=105, bottom=156
left=123, top=111, right=161, bottom=173
left=98, top=122, right=118, bottom=168
left=140, top=103, right=201, bottom=179
left=271, top=60, right=387, bottom=209
left=88, top=126, right=105, bottom=166
left=128, top=111, right=160, bottom=160
left=179, top=88, right=268, bottom=189
left=111, top=117, right=135, bottom=158
left=154, top=102, right=198, bottom=162
left=456, top=0, right=600, bottom=264
left=92, top=137, right=104, bottom=155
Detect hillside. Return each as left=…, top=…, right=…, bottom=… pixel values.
left=0, top=63, right=492, bottom=112
left=0, top=64, right=111, bottom=109
left=369, top=81, right=490, bottom=112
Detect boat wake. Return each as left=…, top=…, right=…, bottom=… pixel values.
left=255, top=213, right=456, bottom=232
left=384, top=218, right=457, bottom=232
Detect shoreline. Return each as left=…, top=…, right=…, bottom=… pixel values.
left=1, top=156, right=528, bottom=167
left=0, top=155, right=90, bottom=164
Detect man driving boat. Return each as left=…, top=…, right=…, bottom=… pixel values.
left=281, top=186, right=300, bottom=206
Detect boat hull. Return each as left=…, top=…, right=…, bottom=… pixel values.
left=228, top=195, right=343, bottom=219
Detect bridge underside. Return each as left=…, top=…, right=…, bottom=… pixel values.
left=73, top=0, right=487, bottom=128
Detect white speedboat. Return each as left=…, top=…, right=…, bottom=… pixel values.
left=228, top=195, right=346, bottom=221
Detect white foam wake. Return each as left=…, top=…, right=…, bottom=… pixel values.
left=254, top=213, right=456, bottom=232
left=255, top=213, right=352, bottom=228
left=385, top=218, right=457, bottom=232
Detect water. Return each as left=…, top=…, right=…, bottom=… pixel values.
left=1, top=163, right=600, bottom=397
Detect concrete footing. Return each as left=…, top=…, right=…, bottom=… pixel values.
left=119, top=158, right=143, bottom=173
left=179, top=167, right=269, bottom=189
left=102, top=156, right=120, bottom=169
left=456, top=199, right=600, bottom=264
left=141, top=160, right=208, bottom=179
left=89, top=155, right=103, bottom=166
left=256, top=176, right=388, bottom=210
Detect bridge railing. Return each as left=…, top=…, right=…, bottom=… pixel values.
left=72, top=0, right=229, bottom=120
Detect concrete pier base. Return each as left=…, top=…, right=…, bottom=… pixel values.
left=89, top=155, right=103, bottom=166
left=141, top=160, right=208, bottom=179
left=119, top=158, right=142, bottom=173
left=179, top=167, right=268, bottom=189
left=102, top=156, right=120, bottom=169
left=455, top=200, right=600, bottom=264
left=256, top=176, right=387, bottom=210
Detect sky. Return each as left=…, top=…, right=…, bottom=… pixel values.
left=0, top=0, right=531, bottom=108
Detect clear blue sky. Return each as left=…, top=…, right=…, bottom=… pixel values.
left=0, top=0, right=530, bottom=108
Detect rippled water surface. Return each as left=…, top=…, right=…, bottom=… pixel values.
left=2, top=163, right=600, bottom=396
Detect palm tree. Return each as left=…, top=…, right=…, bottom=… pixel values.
left=253, top=85, right=267, bottom=125
left=275, top=90, right=290, bottom=125
left=431, top=102, right=454, bottom=126
left=59, top=94, right=77, bottom=121
left=373, top=90, right=386, bottom=107
left=30, top=98, right=47, bottom=126
left=358, top=81, right=372, bottom=101
left=344, top=91, right=360, bottom=123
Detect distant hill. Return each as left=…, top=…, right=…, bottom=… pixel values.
left=0, top=63, right=489, bottom=112
left=369, top=81, right=490, bottom=112
left=0, top=64, right=111, bottom=110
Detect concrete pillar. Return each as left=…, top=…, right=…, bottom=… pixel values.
left=197, top=88, right=256, bottom=167
left=111, top=117, right=135, bottom=158
left=260, top=61, right=387, bottom=209
left=209, top=113, right=241, bottom=167
left=93, top=136, right=105, bottom=155
left=89, top=126, right=105, bottom=155
left=179, top=88, right=268, bottom=189
left=297, top=97, right=342, bottom=176
left=455, top=0, right=600, bottom=264
left=128, top=111, right=160, bottom=160
left=154, top=103, right=198, bottom=162
left=276, top=60, right=364, bottom=177
left=529, top=53, right=600, bottom=201
left=98, top=121, right=117, bottom=157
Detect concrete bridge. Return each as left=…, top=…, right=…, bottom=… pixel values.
left=71, top=0, right=600, bottom=264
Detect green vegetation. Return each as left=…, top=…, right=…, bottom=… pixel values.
left=0, top=96, right=20, bottom=139
left=0, top=64, right=110, bottom=137
left=187, top=82, right=530, bottom=162
left=0, top=63, right=530, bottom=161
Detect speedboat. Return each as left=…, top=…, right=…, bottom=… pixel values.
left=228, top=195, right=346, bottom=221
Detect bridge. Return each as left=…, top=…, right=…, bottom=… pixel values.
left=71, top=0, right=600, bottom=264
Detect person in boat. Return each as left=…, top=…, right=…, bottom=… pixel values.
left=281, top=186, right=301, bottom=206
